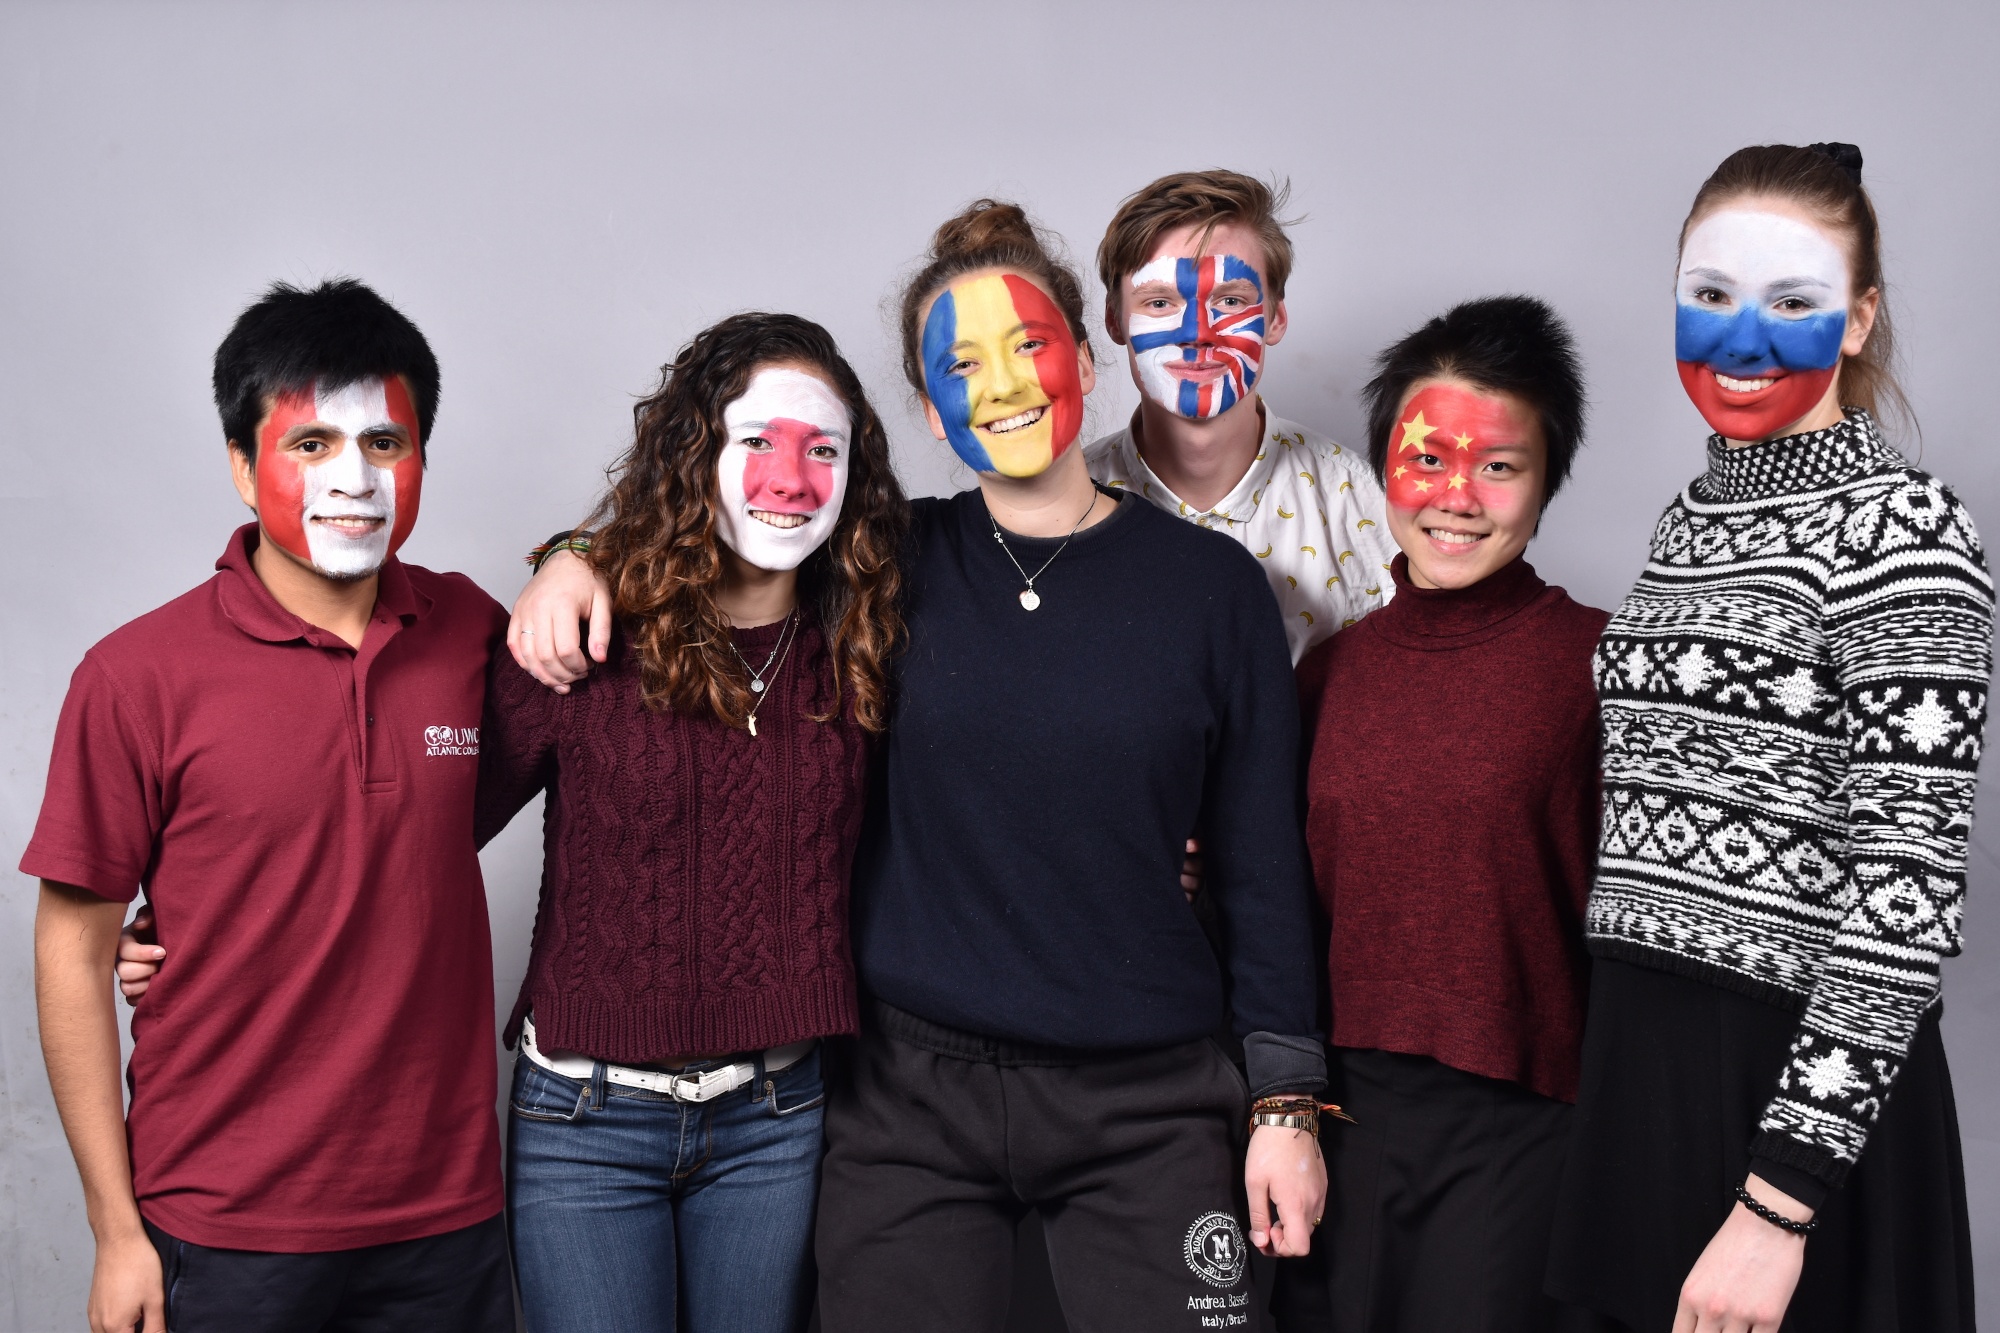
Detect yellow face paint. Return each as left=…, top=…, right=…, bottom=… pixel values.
left=921, top=271, right=1083, bottom=478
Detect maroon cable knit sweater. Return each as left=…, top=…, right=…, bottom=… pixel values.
left=1296, top=554, right=1607, bottom=1102
left=475, top=616, right=869, bottom=1064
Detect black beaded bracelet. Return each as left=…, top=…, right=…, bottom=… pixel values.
left=1734, top=1183, right=1816, bottom=1235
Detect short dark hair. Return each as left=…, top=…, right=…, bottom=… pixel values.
left=213, top=278, right=440, bottom=463
left=1362, top=295, right=1586, bottom=509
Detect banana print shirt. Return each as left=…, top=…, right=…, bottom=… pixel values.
left=1085, top=405, right=1398, bottom=661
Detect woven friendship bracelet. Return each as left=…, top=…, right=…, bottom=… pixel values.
left=526, top=531, right=592, bottom=570
left=1248, top=1095, right=1356, bottom=1138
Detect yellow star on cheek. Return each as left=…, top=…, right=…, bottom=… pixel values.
left=1446, top=471, right=1469, bottom=490
left=1454, top=433, right=1473, bottom=451
left=1391, top=464, right=1408, bottom=479
left=1413, top=479, right=1433, bottom=493
left=1398, top=411, right=1436, bottom=454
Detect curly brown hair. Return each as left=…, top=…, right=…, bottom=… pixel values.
left=583, top=313, right=908, bottom=732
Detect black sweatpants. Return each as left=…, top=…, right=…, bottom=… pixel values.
left=816, top=1005, right=1257, bottom=1333
left=144, top=1212, right=513, bottom=1333
left=1269, top=1049, right=1616, bottom=1333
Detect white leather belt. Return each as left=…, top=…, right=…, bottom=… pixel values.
left=520, top=1017, right=812, bottom=1103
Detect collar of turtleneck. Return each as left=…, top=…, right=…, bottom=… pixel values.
left=1693, top=408, right=1903, bottom=505
left=1368, top=551, right=1552, bottom=653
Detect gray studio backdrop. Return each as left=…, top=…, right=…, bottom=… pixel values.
left=4, top=2, right=1998, bottom=1327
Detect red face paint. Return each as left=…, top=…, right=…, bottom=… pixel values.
left=1002, top=274, right=1084, bottom=457
left=378, top=374, right=424, bottom=556
left=254, top=388, right=322, bottom=562
left=1384, top=384, right=1529, bottom=514
left=740, top=417, right=840, bottom=515
left=251, top=377, right=424, bottom=570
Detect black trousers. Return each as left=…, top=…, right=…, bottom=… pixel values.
left=815, top=1005, right=1257, bottom=1333
left=144, top=1212, right=513, bottom=1333
left=1268, top=1049, right=1614, bottom=1333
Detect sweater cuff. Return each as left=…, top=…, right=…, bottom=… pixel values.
left=1747, top=1155, right=1830, bottom=1213
left=1747, top=1128, right=1848, bottom=1195
left=1243, top=1032, right=1327, bottom=1099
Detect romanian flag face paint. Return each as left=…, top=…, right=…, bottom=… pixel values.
left=254, top=375, right=423, bottom=578
left=1675, top=208, right=1850, bottom=442
left=1126, top=254, right=1265, bottom=419
left=921, top=272, right=1084, bottom=477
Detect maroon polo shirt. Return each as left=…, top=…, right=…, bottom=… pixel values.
left=22, top=524, right=506, bottom=1251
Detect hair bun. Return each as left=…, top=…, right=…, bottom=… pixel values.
left=1806, top=142, right=1864, bottom=185
left=929, top=199, right=1040, bottom=260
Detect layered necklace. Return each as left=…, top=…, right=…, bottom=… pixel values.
left=989, top=490, right=1100, bottom=611
left=725, top=609, right=798, bottom=737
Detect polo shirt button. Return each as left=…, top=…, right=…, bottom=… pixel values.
left=367, top=715, right=375, bottom=726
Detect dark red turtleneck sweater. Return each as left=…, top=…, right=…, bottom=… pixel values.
left=1296, top=555, right=1607, bottom=1103
left=474, top=616, right=870, bottom=1064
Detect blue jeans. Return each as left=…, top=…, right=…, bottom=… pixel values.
left=507, top=1045, right=825, bottom=1333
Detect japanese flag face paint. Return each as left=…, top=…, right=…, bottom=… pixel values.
left=254, top=376, right=422, bottom=579
left=921, top=272, right=1084, bottom=477
left=716, top=367, right=851, bottom=572
left=1126, top=254, right=1265, bottom=419
left=1382, top=381, right=1545, bottom=590
left=1675, top=208, right=1851, bottom=441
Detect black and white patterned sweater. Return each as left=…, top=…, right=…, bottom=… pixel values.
left=1589, top=410, right=1992, bottom=1189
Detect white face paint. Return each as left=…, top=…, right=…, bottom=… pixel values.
left=301, top=380, right=400, bottom=577
left=715, top=367, right=851, bottom=572
left=1676, top=209, right=1851, bottom=321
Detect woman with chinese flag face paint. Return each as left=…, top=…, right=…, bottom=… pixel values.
left=1274, top=297, right=1616, bottom=1333
left=1546, top=146, right=1987, bottom=1333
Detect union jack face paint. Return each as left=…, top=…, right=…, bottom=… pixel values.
left=716, top=367, right=851, bottom=572
left=1127, top=254, right=1266, bottom=420
left=1675, top=208, right=1851, bottom=442
left=254, top=376, right=422, bottom=579
left=921, top=272, right=1084, bottom=477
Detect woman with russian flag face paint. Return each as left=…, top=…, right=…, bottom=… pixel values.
left=1547, top=146, right=1987, bottom=1333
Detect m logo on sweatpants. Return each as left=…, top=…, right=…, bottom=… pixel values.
left=1183, top=1211, right=1246, bottom=1288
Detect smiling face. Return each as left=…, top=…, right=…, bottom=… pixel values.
left=1382, top=379, right=1546, bottom=589
left=1118, top=221, right=1281, bottom=420
left=920, top=270, right=1087, bottom=477
left=1675, top=205, right=1852, bottom=442
left=250, top=375, right=422, bottom=579
left=715, top=365, right=851, bottom=571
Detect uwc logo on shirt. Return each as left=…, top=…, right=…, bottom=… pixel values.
left=423, top=725, right=480, bottom=757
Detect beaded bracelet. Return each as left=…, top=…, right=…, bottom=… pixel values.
left=1733, top=1183, right=1817, bottom=1235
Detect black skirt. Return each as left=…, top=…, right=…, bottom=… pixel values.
left=1269, top=1048, right=1619, bottom=1333
left=1545, top=958, right=1974, bottom=1332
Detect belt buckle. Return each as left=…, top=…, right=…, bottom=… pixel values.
left=671, top=1065, right=738, bottom=1103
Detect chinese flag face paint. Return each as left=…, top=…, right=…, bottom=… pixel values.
left=1383, top=381, right=1545, bottom=590
left=920, top=271, right=1084, bottom=477
left=253, top=375, right=423, bottom=578
left=716, top=366, right=852, bottom=572
left=1675, top=208, right=1850, bottom=442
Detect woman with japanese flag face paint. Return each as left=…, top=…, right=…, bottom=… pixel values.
left=1272, top=297, right=1613, bottom=1333
left=1546, top=146, right=1988, bottom=1333
left=462, top=314, right=909, bottom=1333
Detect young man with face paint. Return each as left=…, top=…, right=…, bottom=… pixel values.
left=1547, top=145, right=1989, bottom=1333
left=476, top=313, right=907, bottom=1333
left=1089, top=170, right=1398, bottom=663
left=26, top=280, right=514, bottom=1333
left=1265, top=297, right=1614, bottom=1333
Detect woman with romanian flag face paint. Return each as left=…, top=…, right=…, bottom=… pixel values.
left=797, top=199, right=1330, bottom=1333
left=1545, top=145, right=1989, bottom=1333
left=1267, top=297, right=1618, bottom=1333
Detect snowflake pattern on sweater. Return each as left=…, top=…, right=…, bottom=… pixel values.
left=1589, top=411, right=1992, bottom=1184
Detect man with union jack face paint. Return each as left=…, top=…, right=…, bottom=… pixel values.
left=1087, top=170, right=1398, bottom=664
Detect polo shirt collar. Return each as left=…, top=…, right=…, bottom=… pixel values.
left=1117, top=400, right=1280, bottom=527
left=214, top=522, right=432, bottom=645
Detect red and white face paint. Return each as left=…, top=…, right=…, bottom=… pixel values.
left=1382, top=381, right=1545, bottom=590
left=255, top=376, right=423, bottom=579
left=716, top=367, right=851, bottom=572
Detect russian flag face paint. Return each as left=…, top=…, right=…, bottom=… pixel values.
left=1126, top=254, right=1265, bottom=420
left=921, top=272, right=1084, bottom=477
left=254, top=376, right=423, bottom=579
left=716, top=367, right=851, bottom=572
left=1675, top=208, right=1851, bottom=441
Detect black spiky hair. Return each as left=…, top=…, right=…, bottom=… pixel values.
left=213, top=277, right=440, bottom=462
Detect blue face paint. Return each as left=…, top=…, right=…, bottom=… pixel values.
left=1674, top=303, right=1846, bottom=377
left=921, top=287, right=996, bottom=472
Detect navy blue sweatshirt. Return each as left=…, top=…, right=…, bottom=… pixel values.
left=850, top=488, right=1324, bottom=1096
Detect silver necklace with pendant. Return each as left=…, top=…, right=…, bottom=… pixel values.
left=727, top=610, right=798, bottom=737
left=990, top=491, right=1098, bottom=611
